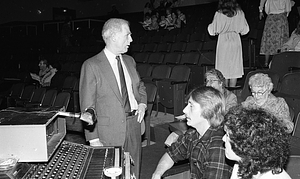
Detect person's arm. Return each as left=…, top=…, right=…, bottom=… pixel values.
left=276, top=98, right=294, bottom=133
left=151, top=153, right=175, bottom=179
left=259, top=0, right=266, bottom=20
left=225, top=92, right=237, bottom=112
left=79, top=60, right=99, bottom=144
left=207, top=12, right=220, bottom=36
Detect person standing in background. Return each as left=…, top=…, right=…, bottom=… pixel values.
left=259, top=0, right=294, bottom=67
left=79, top=18, right=147, bottom=179
left=208, top=0, right=249, bottom=87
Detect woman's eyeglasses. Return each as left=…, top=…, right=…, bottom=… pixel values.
left=251, top=90, right=267, bottom=96
left=205, top=79, right=219, bottom=84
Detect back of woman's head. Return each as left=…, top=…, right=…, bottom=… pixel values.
left=218, top=0, right=240, bottom=17
left=188, top=86, right=225, bottom=127
left=224, top=106, right=290, bottom=179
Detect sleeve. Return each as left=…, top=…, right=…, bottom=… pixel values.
left=204, top=141, right=232, bottom=179
left=167, top=133, right=191, bottom=163
left=239, top=11, right=249, bottom=35
left=207, top=12, right=220, bottom=36
left=281, top=31, right=296, bottom=51
left=276, top=98, right=294, bottom=133
left=259, top=0, right=267, bottom=12
left=225, top=92, right=237, bottom=112
left=79, top=60, right=99, bottom=140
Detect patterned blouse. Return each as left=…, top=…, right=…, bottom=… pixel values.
left=241, top=93, right=294, bottom=133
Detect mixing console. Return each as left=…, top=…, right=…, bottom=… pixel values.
left=19, top=141, right=127, bottom=179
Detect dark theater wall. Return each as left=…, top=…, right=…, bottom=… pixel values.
left=0, top=0, right=217, bottom=24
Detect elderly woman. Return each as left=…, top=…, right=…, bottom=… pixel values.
left=205, top=69, right=237, bottom=112
left=223, top=106, right=291, bottom=179
left=241, top=73, right=294, bottom=133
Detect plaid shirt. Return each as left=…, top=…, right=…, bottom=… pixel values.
left=167, top=125, right=232, bottom=179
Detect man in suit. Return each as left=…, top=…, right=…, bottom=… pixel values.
left=79, top=18, right=147, bottom=179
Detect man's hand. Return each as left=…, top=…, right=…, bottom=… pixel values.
left=89, top=138, right=104, bottom=147
left=80, top=112, right=94, bottom=125
left=259, top=12, right=264, bottom=20
left=136, top=104, right=146, bottom=123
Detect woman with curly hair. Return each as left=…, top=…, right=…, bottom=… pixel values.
left=208, top=0, right=249, bottom=87
left=223, top=106, right=291, bottom=179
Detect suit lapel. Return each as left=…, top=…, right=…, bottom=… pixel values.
left=97, top=52, right=123, bottom=104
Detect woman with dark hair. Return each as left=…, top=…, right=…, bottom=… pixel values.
left=281, top=20, right=300, bottom=52
left=208, top=0, right=249, bottom=87
left=223, top=106, right=291, bottom=179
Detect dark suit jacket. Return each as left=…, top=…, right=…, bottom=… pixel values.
left=79, top=50, right=147, bottom=145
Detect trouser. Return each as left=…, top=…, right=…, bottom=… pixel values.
left=124, top=115, right=141, bottom=179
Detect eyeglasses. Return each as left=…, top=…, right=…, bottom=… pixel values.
left=251, top=90, right=268, bottom=96
left=205, top=79, right=219, bottom=84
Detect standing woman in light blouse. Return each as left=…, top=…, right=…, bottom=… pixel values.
left=208, top=0, right=249, bottom=88
left=259, top=0, right=294, bottom=67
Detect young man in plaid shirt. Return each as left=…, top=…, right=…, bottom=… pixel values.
left=152, top=86, right=233, bottom=179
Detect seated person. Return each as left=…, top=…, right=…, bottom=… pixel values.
left=148, top=15, right=159, bottom=31
left=176, top=8, right=186, bottom=24
left=241, top=73, right=294, bottom=133
left=30, top=59, right=58, bottom=87
left=205, top=69, right=237, bottom=112
left=165, top=69, right=237, bottom=145
left=223, top=106, right=291, bottom=179
left=280, top=20, right=300, bottom=52
left=140, top=13, right=152, bottom=30
left=159, top=15, right=167, bottom=29
left=152, top=86, right=233, bottom=179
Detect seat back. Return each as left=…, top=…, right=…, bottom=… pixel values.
left=285, top=155, right=300, bottom=179
left=278, top=72, right=300, bottom=96
left=9, top=83, right=25, bottom=99
left=163, top=52, right=182, bottom=65
left=147, top=53, right=165, bottom=65
left=293, top=112, right=300, bottom=138
left=62, top=76, right=78, bottom=92
left=144, top=82, right=158, bottom=146
left=185, top=41, right=203, bottom=52
left=134, top=52, right=149, bottom=64
left=137, top=64, right=153, bottom=79
left=150, top=65, right=172, bottom=79
left=73, top=80, right=80, bottom=112
left=41, top=89, right=57, bottom=107
left=170, top=65, right=191, bottom=82
left=156, top=43, right=171, bottom=53
left=30, top=87, right=46, bottom=103
left=180, top=52, right=200, bottom=65
left=20, top=85, right=36, bottom=101
left=143, top=43, right=157, bottom=53
left=170, top=42, right=187, bottom=52
left=53, top=92, right=71, bottom=110
left=269, top=51, right=300, bottom=81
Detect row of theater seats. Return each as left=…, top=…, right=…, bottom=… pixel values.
left=0, top=75, right=80, bottom=113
